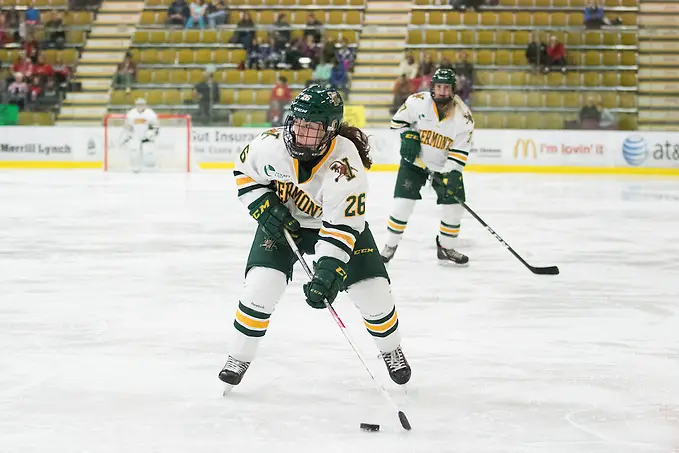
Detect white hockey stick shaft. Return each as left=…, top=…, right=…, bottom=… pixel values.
left=283, top=230, right=411, bottom=430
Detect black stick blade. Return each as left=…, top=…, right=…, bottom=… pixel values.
left=532, top=265, right=560, bottom=275
left=398, top=410, right=412, bottom=431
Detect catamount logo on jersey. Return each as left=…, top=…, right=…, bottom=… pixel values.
left=463, top=111, right=474, bottom=125
left=275, top=181, right=323, bottom=218
left=330, top=158, right=357, bottom=182
left=420, top=130, right=454, bottom=151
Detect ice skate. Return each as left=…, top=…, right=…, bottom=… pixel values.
left=219, top=356, right=250, bottom=394
left=436, top=236, right=469, bottom=265
left=381, top=346, right=411, bottom=385
left=381, top=245, right=398, bottom=263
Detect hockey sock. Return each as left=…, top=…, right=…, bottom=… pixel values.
left=385, top=198, right=416, bottom=248
left=438, top=204, right=464, bottom=249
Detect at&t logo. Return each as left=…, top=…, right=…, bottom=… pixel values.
left=622, top=136, right=647, bottom=166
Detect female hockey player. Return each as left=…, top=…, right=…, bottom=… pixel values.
left=382, top=68, right=474, bottom=265
left=218, top=85, right=411, bottom=391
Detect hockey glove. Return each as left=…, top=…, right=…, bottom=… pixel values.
left=248, top=192, right=300, bottom=244
left=303, top=257, right=347, bottom=309
left=399, top=131, right=421, bottom=163
left=432, top=170, right=465, bottom=203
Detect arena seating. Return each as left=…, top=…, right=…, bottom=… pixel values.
left=407, top=1, right=638, bottom=129
left=107, top=0, right=364, bottom=125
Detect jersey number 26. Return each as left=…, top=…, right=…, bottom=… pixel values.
left=344, top=193, right=365, bottom=217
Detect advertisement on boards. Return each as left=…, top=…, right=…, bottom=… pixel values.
left=0, top=126, right=100, bottom=162
left=619, top=133, right=679, bottom=168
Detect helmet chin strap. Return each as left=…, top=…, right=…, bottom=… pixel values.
left=434, top=97, right=453, bottom=111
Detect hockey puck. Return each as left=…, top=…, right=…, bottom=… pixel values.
left=360, top=423, right=380, bottom=432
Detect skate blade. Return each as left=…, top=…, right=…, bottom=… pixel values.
left=437, top=260, right=470, bottom=268
left=222, top=384, right=234, bottom=396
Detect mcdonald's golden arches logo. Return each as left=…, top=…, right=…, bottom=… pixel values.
left=514, top=139, right=538, bottom=159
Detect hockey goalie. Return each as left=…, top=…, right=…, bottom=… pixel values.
left=119, top=98, right=160, bottom=172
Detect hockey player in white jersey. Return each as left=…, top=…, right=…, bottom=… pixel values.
left=382, top=68, right=474, bottom=265
left=218, top=85, right=411, bottom=391
left=122, top=98, right=159, bottom=172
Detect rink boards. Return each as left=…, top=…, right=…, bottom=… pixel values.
left=1, top=126, right=678, bottom=175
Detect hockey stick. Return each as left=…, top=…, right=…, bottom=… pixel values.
left=452, top=196, right=560, bottom=275
left=283, top=230, right=412, bottom=431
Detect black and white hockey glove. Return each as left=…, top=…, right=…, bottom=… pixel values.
left=141, top=125, right=159, bottom=144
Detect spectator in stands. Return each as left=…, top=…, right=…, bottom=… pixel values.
left=246, top=37, right=265, bottom=69
left=5, top=8, right=22, bottom=43
left=390, top=74, right=411, bottom=115
left=268, top=76, right=291, bottom=127
left=24, top=33, right=40, bottom=63
left=232, top=12, right=255, bottom=50
left=579, top=95, right=601, bottom=129
left=454, top=51, right=473, bottom=81
left=419, top=53, right=436, bottom=79
left=0, top=14, right=9, bottom=46
left=455, top=73, right=472, bottom=105
left=284, top=38, right=303, bottom=70
left=336, top=38, right=355, bottom=72
left=544, top=36, right=566, bottom=74
left=398, top=53, right=418, bottom=80
left=12, top=53, right=33, bottom=80
left=28, top=75, right=42, bottom=105
left=525, top=32, right=546, bottom=72
left=584, top=0, right=622, bottom=29
left=40, top=77, right=61, bottom=108
left=24, top=0, right=40, bottom=34
left=450, top=0, right=483, bottom=12
left=43, top=11, right=66, bottom=50
left=193, top=71, right=219, bottom=122
left=271, top=14, right=291, bottom=52
left=115, top=53, right=136, bottom=93
left=52, top=56, right=70, bottom=87
left=32, top=53, right=54, bottom=83
left=439, top=56, right=453, bottom=71
left=8, top=73, right=28, bottom=109
left=330, top=57, right=348, bottom=100
left=598, top=97, right=616, bottom=129
left=311, top=57, right=332, bottom=86
left=409, top=70, right=429, bottom=92
left=186, top=0, right=207, bottom=29
left=166, top=0, right=190, bottom=27
left=206, top=0, right=227, bottom=28
left=304, top=12, right=323, bottom=44
left=300, top=35, right=320, bottom=67
left=266, top=37, right=284, bottom=68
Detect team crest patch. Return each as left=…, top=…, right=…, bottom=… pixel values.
left=330, top=158, right=357, bottom=182
left=402, top=179, right=413, bottom=191
left=463, top=111, right=474, bottom=125
left=412, top=93, right=425, bottom=100
left=260, top=238, right=278, bottom=251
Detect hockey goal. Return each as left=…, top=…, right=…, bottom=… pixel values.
left=103, top=113, right=192, bottom=172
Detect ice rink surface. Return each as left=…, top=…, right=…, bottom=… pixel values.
left=1, top=170, right=678, bottom=453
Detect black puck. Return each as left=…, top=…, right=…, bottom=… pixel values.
left=360, top=423, right=380, bottom=432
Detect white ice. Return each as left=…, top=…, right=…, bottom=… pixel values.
left=1, top=171, right=678, bottom=453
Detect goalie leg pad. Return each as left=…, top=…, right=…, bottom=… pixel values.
left=438, top=204, right=464, bottom=249
left=346, top=277, right=402, bottom=354
left=229, top=267, right=287, bottom=363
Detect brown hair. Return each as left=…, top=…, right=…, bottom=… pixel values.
left=338, top=123, right=372, bottom=170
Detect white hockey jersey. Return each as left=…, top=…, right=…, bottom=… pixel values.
left=390, top=92, right=474, bottom=173
left=124, top=107, right=159, bottom=140
left=234, top=128, right=368, bottom=264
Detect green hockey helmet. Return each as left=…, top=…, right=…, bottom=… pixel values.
left=284, top=85, right=344, bottom=161
left=430, top=68, right=457, bottom=110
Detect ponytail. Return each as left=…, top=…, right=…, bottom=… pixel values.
left=337, top=122, right=372, bottom=170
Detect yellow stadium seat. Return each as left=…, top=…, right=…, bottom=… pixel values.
left=507, top=92, right=525, bottom=107
left=489, top=93, right=507, bottom=107
left=243, top=70, right=260, bottom=84
left=619, top=114, right=637, bottom=131
left=221, top=89, right=235, bottom=105
left=585, top=32, right=602, bottom=45
left=411, top=11, right=425, bottom=25
left=231, top=49, right=246, bottom=63
left=195, top=49, right=211, bottom=65
left=621, top=52, right=636, bottom=66
left=476, top=50, right=492, bottom=65
left=445, top=11, right=461, bottom=25
left=225, top=70, right=241, bottom=84
left=621, top=73, right=636, bottom=87
left=346, top=11, right=361, bottom=25
left=568, top=12, right=584, bottom=26
left=525, top=92, right=542, bottom=107
left=137, top=70, right=153, bottom=84
left=185, top=30, right=201, bottom=44
left=250, top=110, right=268, bottom=125
left=511, top=50, right=525, bottom=65
left=154, top=70, right=169, bottom=84
left=515, top=12, right=531, bottom=26
left=459, top=31, right=475, bottom=45
left=110, top=91, right=127, bottom=105
left=140, top=11, right=156, bottom=25
left=498, top=12, right=513, bottom=25
left=599, top=92, right=616, bottom=108
left=474, top=91, right=491, bottom=107
left=298, top=70, right=313, bottom=84
left=255, top=91, right=271, bottom=105
left=496, top=50, right=511, bottom=66
left=480, top=12, right=497, bottom=25
left=546, top=92, right=563, bottom=108
left=178, top=49, right=194, bottom=64
left=147, top=91, right=164, bottom=105
left=429, top=11, right=444, bottom=26
left=232, top=111, right=249, bottom=127
left=476, top=71, right=491, bottom=86
left=169, top=71, right=187, bottom=84
left=188, top=69, right=204, bottom=84
left=585, top=51, right=601, bottom=66
left=583, top=73, right=601, bottom=86
left=619, top=92, right=636, bottom=108
left=534, top=12, right=549, bottom=25
left=564, top=92, right=582, bottom=108
left=619, top=12, right=636, bottom=26
left=492, top=72, right=510, bottom=86
left=547, top=73, right=564, bottom=86
left=603, top=51, right=620, bottom=66
left=425, top=30, right=441, bottom=44
left=260, top=71, right=276, bottom=85
left=158, top=49, right=176, bottom=65
left=510, top=72, right=526, bottom=86
left=513, top=31, right=529, bottom=46
left=621, top=32, right=637, bottom=46
left=165, top=91, right=181, bottom=105
left=506, top=115, right=524, bottom=129
left=213, top=49, right=230, bottom=64
left=551, top=12, right=567, bottom=26
left=486, top=113, right=504, bottom=129
left=566, top=72, right=582, bottom=86
left=478, top=31, right=494, bottom=45
left=565, top=31, right=582, bottom=46
left=496, top=30, right=512, bottom=45
left=408, top=30, right=422, bottom=44
left=461, top=12, right=478, bottom=26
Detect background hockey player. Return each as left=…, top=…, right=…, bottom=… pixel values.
left=122, top=98, right=159, bottom=172
left=218, top=85, right=411, bottom=392
left=382, top=68, right=474, bottom=265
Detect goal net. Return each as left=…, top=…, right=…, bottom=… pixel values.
left=104, top=114, right=192, bottom=172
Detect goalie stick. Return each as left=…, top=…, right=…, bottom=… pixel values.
left=283, top=230, right=412, bottom=431
left=453, top=195, right=560, bottom=275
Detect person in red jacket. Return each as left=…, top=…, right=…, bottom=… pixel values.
left=545, top=35, right=567, bottom=74
left=32, top=53, right=54, bottom=83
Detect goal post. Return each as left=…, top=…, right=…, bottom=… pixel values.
left=103, top=113, right=192, bottom=172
